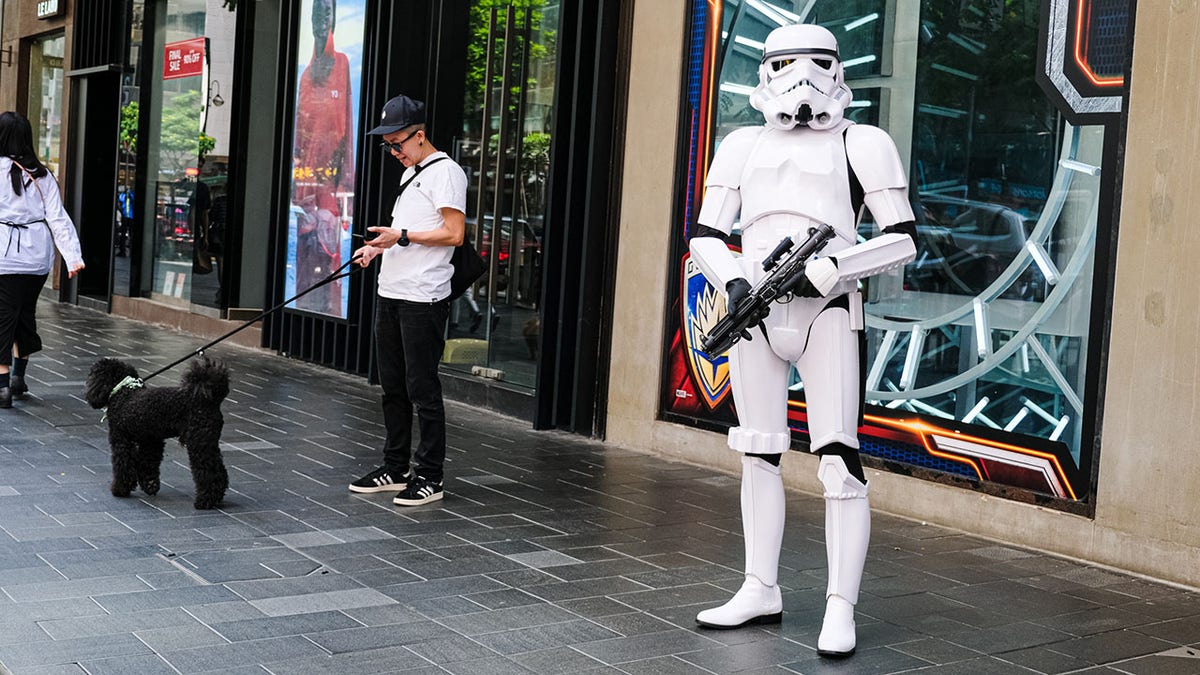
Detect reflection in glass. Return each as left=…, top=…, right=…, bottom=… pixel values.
left=143, top=0, right=237, bottom=312
left=27, top=34, right=65, bottom=177
left=444, top=1, right=558, bottom=389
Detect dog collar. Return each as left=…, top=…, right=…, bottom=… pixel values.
left=111, top=376, right=144, bottom=398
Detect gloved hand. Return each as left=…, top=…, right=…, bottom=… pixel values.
left=726, top=278, right=752, bottom=313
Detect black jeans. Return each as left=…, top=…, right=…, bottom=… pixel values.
left=0, top=273, right=48, bottom=367
left=375, top=296, right=449, bottom=482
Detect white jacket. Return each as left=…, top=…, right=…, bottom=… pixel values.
left=0, top=157, right=84, bottom=276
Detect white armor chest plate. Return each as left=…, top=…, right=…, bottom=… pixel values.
left=738, top=129, right=855, bottom=264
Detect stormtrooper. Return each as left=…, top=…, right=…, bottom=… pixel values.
left=689, top=24, right=917, bottom=656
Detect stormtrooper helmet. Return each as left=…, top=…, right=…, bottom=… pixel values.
left=749, top=24, right=853, bottom=131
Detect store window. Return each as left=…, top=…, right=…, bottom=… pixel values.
left=27, top=33, right=65, bottom=176
left=142, top=0, right=237, bottom=311
left=663, top=0, right=1122, bottom=507
left=114, top=0, right=146, bottom=296
left=442, top=0, right=559, bottom=390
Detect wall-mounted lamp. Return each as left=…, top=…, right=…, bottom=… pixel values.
left=209, top=80, right=224, bottom=107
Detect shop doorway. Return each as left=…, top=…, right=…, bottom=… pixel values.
left=441, top=2, right=558, bottom=390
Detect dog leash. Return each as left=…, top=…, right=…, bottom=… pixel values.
left=139, top=254, right=364, bottom=384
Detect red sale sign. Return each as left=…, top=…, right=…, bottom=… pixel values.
left=163, top=38, right=206, bottom=80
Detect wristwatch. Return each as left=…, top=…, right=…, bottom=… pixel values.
left=399, top=228, right=410, bottom=247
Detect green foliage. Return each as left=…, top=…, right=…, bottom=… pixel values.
left=159, top=90, right=216, bottom=173
left=119, top=101, right=139, bottom=155
left=521, top=131, right=550, bottom=165
left=465, top=0, right=557, bottom=119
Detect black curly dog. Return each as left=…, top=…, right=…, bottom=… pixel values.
left=85, top=358, right=230, bottom=509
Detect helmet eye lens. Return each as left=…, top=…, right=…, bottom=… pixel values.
left=813, top=58, right=834, bottom=70
left=771, top=58, right=795, bottom=72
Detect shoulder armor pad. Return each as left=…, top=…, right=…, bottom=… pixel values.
left=705, top=126, right=764, bottom=189
left=845, top=124, right=907, bottom=193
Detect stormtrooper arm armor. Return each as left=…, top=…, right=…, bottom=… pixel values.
left=805, top=125, right=918, bottom=295
left=689, top=128, right=761, bottom=296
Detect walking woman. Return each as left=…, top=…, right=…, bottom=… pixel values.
left=0, top=112, right=84, bottom=408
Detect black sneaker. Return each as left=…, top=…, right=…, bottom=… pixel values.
left=10, top=375, right=27, bottom=398
left=348, top=466, right=408, bottom=493
left=393, top=475, right=443, bottom=506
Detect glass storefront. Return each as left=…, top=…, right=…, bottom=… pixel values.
left=664, top=0, right=1118, bottom=505
left=443, top=0, right=559, bottom=390
left=141, top=0, right=237, bottom=312
left=27, top=33, right=65, bottom=177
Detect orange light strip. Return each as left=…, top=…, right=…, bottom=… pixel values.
left=1073, top=0, right=1123, bottom=87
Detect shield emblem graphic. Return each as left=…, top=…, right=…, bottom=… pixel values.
left=682, top=254, right=732, bottom=409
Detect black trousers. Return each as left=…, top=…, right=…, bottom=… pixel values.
left=0, top=273, right=48, bottom=367
left=375, top=296, right=449, bottom=482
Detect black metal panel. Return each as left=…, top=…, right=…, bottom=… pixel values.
left=533, top=0, right=630, bottom=435
left=72, top=0, right=126, bottom=70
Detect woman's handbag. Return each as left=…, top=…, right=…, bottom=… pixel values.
left=449, top=234, right=487, bottom=300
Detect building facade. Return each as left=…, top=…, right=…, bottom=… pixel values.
left=607, top=0, right=1200, bottom=590
left=7, top=0, right=1200, bottom=589
left=1, top=0, right=629, bottom=433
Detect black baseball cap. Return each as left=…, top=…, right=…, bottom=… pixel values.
left=366, top=94, right=426, bottom=136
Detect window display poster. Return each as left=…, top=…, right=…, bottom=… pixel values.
left=285, top=0, right=365, bottom=317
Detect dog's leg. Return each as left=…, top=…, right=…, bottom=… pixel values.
left=110, top=434, right=139, bottom=498
left=187, top=440, right=228, bottom=510
left=137, top=440, right=165, bottom=496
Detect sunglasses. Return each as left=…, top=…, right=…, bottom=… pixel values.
left=379, top=130, right=420, bottom=153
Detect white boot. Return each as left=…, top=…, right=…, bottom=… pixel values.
left=816, top=455, right=870, bottom=657
left=697, top=456, right=785, bottom=629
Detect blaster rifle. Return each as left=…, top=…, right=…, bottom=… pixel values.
left=700, top=223, right=836, bottom=358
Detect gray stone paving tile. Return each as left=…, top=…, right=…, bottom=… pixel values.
left=996, top=644, right=1099, bottom=673
left=0, top=596, right=109, bottom=622
left=441, top=655, right=535, bottom=674
left=248, top=587, right=396, bottom=616
left=304, top=621, right=448, bottom=653
left=92, top=584, right=240, bottom=613
left=464, top=588, right=542, bottom=611
left=135, top=621, right=229, bottom=651
left=225, top=571, right=364, bottom=600
left=258, top=646, right=440, bottom=675
left=512, top=646, right=608, bottom=674
left=0, top=565, right=64, bottom=587
left=1113, top=648, right=1200, bottom=675
left=39, top=607, right=195, bottom=640
left=3, top=574, right=151, bottom=602
left=0, top=620, right=50, bottom=646
left=473, top=619, right=622, bottom=656
left=408, top=594, right=488, bottom=619
left=405, top=634, right=499, bottom=663
left=888, top=637, right=984, bottom=666
left=340, top=603, right=428, bottom=626
left=160, top=636, right=329, bottom=673
left=0, top=634, right=152, bottom=669
left=506, top=550, right=583, bottom=569
left=77, top=653, right=186, bottom=675
left=7, top=666, right=87, bottom=675
left=1047, top=629, right=1177, bottom=663
left=209, top=609, right=364, bottom=641
left=573, top=629, right=720, bottom=665
left=437, top=604, right=580, bottom=636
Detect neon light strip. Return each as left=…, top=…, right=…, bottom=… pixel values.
left=1073, top=0, right=1123, bottom=87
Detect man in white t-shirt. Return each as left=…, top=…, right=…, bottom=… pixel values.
left=348, top=94, right=467, bottom=506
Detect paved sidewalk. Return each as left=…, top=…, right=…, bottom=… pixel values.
left=1, top=300, right=1200, bottom=674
